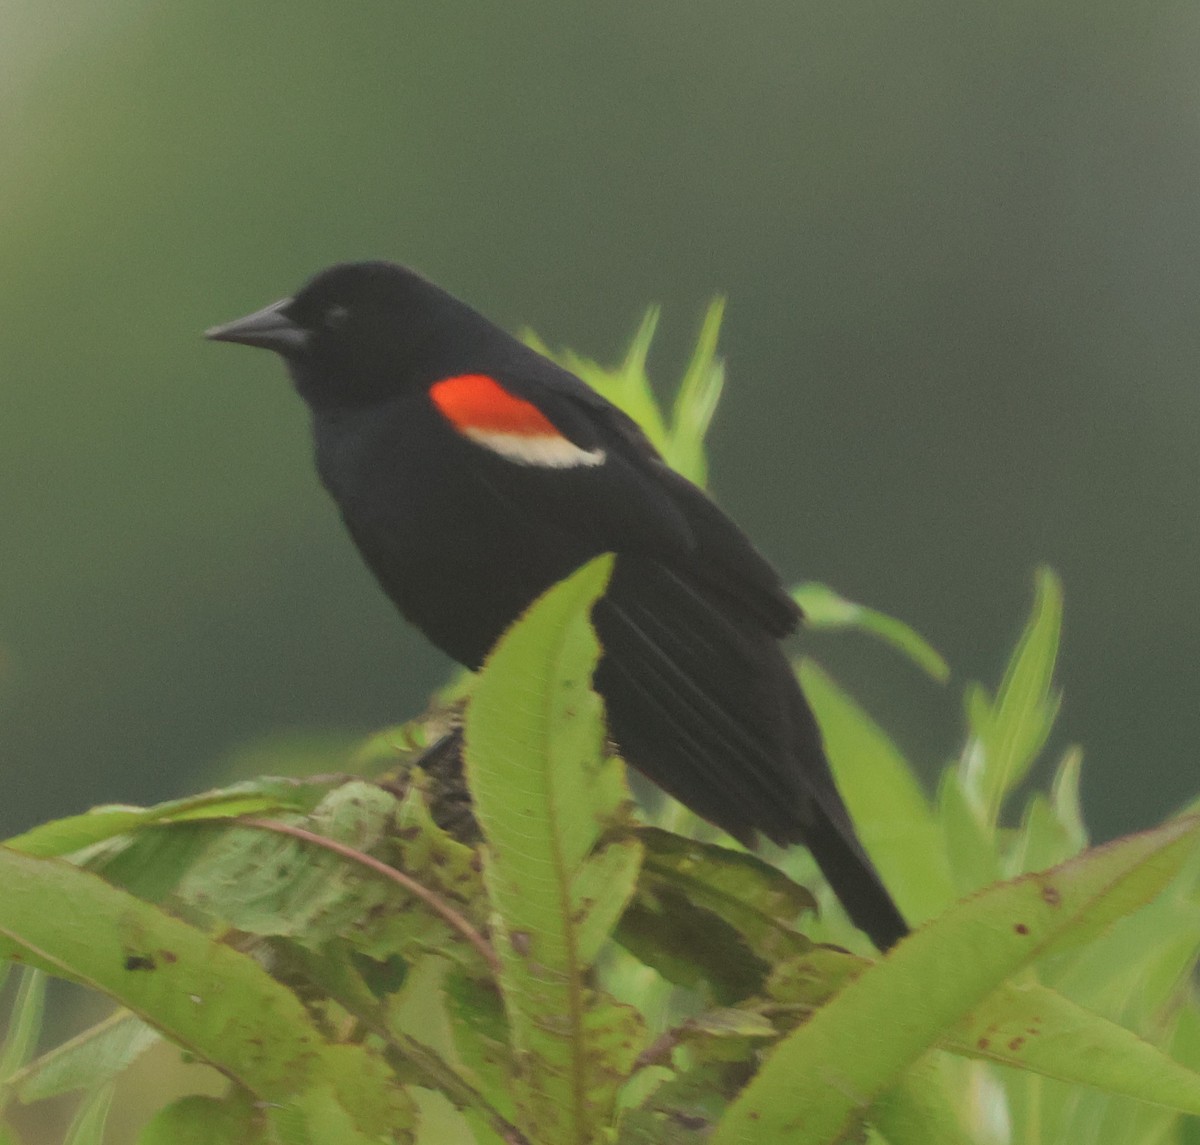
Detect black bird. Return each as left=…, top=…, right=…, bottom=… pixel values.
left=206, top=262, right=908, bottom=950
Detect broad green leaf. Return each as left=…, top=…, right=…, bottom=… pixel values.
left=276, top=941, right=513, bottom=1139
left=960, top=567, right=1063, bottom=824
left=87, top=821, right=225, bottom=904
left=617, top=1062, right=742, bottom=1144
left=1173, top=991, right=1200, bottom=1070
left=799, top=660, right=955, bottom=922
left=617, top=877, right=770, bottom=1003
left=764, top=936, right=1200, bottom=1114
left=615, top=828, right=814, bottom=1002
left=466, top=555, right=644, bottom=1141
left=0, top=848, right=411, bottom=1137
left=139, top=1091, right=270, bottom=1145
left=4, top=778, right=324, bottom=859
left=793, top=583, right=950, bottom=682
left=1045, top=857, right=1200, bottom=1024
left=870, top=1053, right=973, bottom=1145
left=639, top=828, right=814, bottom=953
left=12, top=1010, right=158, bottom=1102
left=272, top=1081, right=405, bottom=1145
left=947, top=979, right=1200, bottom=1113
left=173, top=782, right=402, bottom=944
left=712, top=815, right=1200, bottom=1144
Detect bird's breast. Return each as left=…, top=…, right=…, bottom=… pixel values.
left=311, top=399, right=598, bottom=667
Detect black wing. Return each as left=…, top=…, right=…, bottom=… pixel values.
left=488, top=370, right=908, bottom=949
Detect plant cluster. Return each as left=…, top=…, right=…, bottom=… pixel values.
left=0, top=310, right=1197, bottom=1144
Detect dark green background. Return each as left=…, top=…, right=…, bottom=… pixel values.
left=3, top=2, right=1197, bottom=840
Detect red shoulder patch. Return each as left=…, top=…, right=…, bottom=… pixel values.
left=429, top=374, right=559, bottom=437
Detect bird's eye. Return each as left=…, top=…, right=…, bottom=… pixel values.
left=324, top=304, right=350, bottom=330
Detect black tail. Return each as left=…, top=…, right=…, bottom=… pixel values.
left=592, top=554, right=909, bottom=951
left=801, top=804, right=909, bottom=950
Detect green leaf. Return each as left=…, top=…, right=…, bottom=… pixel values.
left=275, top=942, right=513, bottom=1140
left=62, top=1081, right=114, bottom=1145
left=0, top=848, right=412, bottom=1138
left=960, top=567, right=1063, bottom=824
left=711, top=815, right=1200, bottom=1144
left=466, top=555, right=645, bottom=1141
left=4, top=778, right=324, bottom=859
left=616, top=828, right=814, bottom=1002
left=935, top=769, right=1002, bottom=896
left=798, top=661, right=956, bottom=923
left=524, top=310, right=669, bottom=456
left=0, top=967, right=46, bottom=1085
left=1006, top=791, right=1080, bottom=877
left=1050, top=746, right=1088, bottom=852
left=11, top=1010, right=158, bottom=1102
left=617, top=1062, right=744, bottom=1144
left=945, top=979, right=1200, bottom=1114
left=763, top=936, right=1200, bottom=1117
left=1045, top=850, right=1200, bottom=1026
left=793, top=582, right=950, bottom=682
left=870, top=1053, right=973, bottom=1145
left=526, top=301, right=726, bottom=487
left=173, top=782, right=400, bottom=943
left=139, top=1091, right=269, bottom=1145
left=664, top=297, right=725, bottom=486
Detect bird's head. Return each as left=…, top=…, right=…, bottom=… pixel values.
left=206, top=261, right=490, bottom=408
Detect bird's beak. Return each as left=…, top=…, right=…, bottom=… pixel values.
left=205, top=298, right=308, bottom=354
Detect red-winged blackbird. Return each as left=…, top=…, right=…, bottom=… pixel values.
left=207, top=261, right=908, bottom=950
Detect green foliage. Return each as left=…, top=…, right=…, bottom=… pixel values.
left=2, top=310, right=1199, bottom=1144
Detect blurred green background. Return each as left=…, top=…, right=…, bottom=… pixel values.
left=2, top=1, right=1197, bottom=843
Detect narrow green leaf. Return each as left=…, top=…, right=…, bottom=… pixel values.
left=62, top=1081, right=114, bottom=1145
left=961, top=567, right=1063, bottom=823
left=712, top=815, right=1200, bottom=1144
left=665, top=297, right=725, bottom=486
left=527, top=303, right=726, bottom=488
left=572, top=837, right=644, bottom=967
left=1050, top=746, right=1088, bottom=852
left=466, top=555, right=644, bottom=1141
left=935, top=769, right=1002, bottom=895
left=524, top=310, right=669, bottom=454
left=1006, top=792, right=1080, bottom=877
left=799, top=661, right=956, bottom=923
left=793, top=583, right=950, bottom=682
left=0, top=967, right=45, bottom=1084
left=12, top=1011, right=158, bottom=1102
left=0, top=849, right=411, bottom=1137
